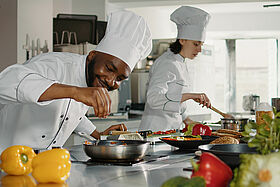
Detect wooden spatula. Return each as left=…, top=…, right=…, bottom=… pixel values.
left=211, top=106, right=234, bottom=118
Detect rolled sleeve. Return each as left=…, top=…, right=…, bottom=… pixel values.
left=74, top=116, right=96, bottom=135
left=17, top=73, right=57, bottom=105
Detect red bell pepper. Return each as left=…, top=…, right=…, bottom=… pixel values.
left=191, top=152, right=233, bottom=187
left=192, top=124, right=212, bottom=136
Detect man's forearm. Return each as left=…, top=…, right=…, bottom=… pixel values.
left=38, top=83, right=78, bottom=102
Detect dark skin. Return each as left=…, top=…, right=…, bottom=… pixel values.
left=38, top=51, right=130, bottom=139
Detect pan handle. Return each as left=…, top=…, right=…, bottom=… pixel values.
left=76, top=132, right=95, bottom=142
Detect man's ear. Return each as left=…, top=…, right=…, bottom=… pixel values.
left=87, top=50, right=97, bottom=61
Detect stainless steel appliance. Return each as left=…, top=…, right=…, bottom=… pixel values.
left=242, top=94, right=260, bottom=114
left=272, top=98, right=280, bottom=113
left=131, top=69, right=149, bottom=105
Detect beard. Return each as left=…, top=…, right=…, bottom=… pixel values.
left=86, top=56, right=96, bottom=87
left=85, top=56, right=114, bottom=91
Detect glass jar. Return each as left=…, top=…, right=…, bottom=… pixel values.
left=255, top=102, right=273, bottom=125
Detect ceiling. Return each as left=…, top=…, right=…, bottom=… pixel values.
left=108, top=0, right=280, bottom=13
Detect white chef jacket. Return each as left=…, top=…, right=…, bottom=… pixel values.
left=139, top=49, right=192, bottom=131
left=0, top=52, right=96, bottom=153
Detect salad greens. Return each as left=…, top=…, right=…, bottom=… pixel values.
left=242, top=108, right=280, bottom=155
left=230, top=152, right=280, bottom=187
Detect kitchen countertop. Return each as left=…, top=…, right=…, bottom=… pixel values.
left=0, top=143, right=195, bottom=187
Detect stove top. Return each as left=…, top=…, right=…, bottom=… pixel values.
left=72, top=154, right=169, bottom=166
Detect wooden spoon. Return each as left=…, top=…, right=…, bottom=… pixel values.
left=211, top=106, right=234, bottom=118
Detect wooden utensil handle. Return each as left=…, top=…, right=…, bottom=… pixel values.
left=211, top=106, right=227, bottom=118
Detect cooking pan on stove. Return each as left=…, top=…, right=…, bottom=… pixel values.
left=83, top=140, right=150, bottom=162
left=198, top=144, right=257, bottom=169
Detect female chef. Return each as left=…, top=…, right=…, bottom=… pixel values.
left=0, top=10, right=152, bottom=153
left=139, top=6, right=211, bottom=132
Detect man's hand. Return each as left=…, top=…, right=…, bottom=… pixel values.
left=73, top=87, right=111, bottom=118
left=90, top=123, right=127, bottom=139
left=38, top=83, right=111, bottom=118
left=101, top=123, right=127, bottom=135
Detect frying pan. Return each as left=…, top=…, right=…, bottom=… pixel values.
left=160, top=136, right=218, bottom=150
left=83, top=140, right=150, bottom=162
left=198, top=144, right=257, bottom=169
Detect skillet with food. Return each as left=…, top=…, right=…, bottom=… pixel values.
left=83, top=140, right=150, bottom=162
left=160, top=135, right=218, bottom=150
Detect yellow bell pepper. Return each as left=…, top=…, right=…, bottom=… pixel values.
left=1, top=175, right=37, bottom=187
left=0, top=145, right=37, bottom=175
left=32, top=148, right=71, bottom=183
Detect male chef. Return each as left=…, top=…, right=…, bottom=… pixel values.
left=0, top=10, right=152, bottom=153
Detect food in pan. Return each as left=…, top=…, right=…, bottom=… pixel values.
left=152, top=129, right=177, bottom=135
left=211, top=129, right=242, bottom=139
left=210, top=136, right=239, bottom=144
left=217, top=129, right=242, bottom=136
left=161, top=136, right=202, bottom=141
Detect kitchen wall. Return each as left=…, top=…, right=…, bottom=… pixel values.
left=0, top=0, right=17, bottom=72
left=53, top=0, right=106, bottom=20
left=126, top=3, right=280, bottom=40
left=18, top=0, right=53, bottom=64
left=0, top=0, right=52, bottom=71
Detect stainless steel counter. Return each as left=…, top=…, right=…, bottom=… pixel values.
left=0, top=143, right=195, bottom=187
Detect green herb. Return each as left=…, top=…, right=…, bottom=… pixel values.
left=242, top=107, right=280, bottom=155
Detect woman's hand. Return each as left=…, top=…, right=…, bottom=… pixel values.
left=181, top=93, right=211, bottom=108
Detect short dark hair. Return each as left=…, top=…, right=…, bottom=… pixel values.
left=169, top=39, right=181, bottom=54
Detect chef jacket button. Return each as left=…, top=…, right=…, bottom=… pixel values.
left=79, top=117, right=82, bottom=120
left=60, top=114, right=64, bottom=118
left=65, top=117, right=69, bottom=121
left=41, top=135, right=46, bottom=138
left=53, top=141, right=56, bottom=144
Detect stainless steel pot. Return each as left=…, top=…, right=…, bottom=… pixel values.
left=83, top=140, right=150, bottom=161
left=221, top=118, right=249, bottom=131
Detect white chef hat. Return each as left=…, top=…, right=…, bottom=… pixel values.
left=170, top=6, right=210, bottom=42
left=95, top=10, right=152, bottom=71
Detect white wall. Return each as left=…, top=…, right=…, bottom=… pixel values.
left=18, top=0, right=53, bottom=64
left=72, top=0, right=106, bottom=20
left=53, top=0, right=72, bottom=17
left=127, top=4, right=280, bottom=39
left=53, top=0, right=106, bottom=20
left=0, top=0, right=17, bottom=72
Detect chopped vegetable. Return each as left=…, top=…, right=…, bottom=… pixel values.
left=32, top=148, right=71, bottom=183
left=0, top=145, right=37, bottom=175
left=161, top=136, right=202, bottom=141
left=192, top=124, right=212, bottom=136
left=161, top=176, right=206, bottom=187
left=230, top=151, right=280, bottom=187
left=153, top=129, right=177, bottom=135
left=183, top=124, right=212, bottom=136
left=191, top=152, right=233, bottom=187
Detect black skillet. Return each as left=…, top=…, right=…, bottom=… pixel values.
left=198, top=144, right=258, bottom=169
left=160, top=135, right=218, bottom=150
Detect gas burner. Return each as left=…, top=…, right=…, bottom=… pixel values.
left=74, top=154, right=169, bottom=166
